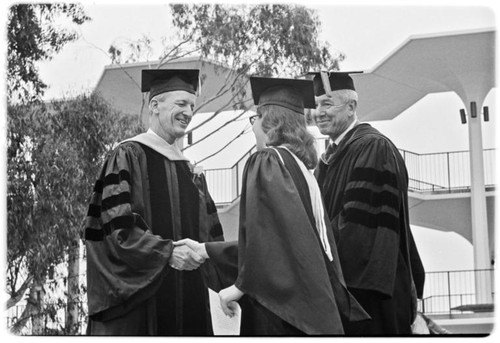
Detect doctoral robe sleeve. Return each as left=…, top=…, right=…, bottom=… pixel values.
left=333, top=137, right=402, bottom=298
left=204, top=241, right=238, bottom=290
left=409, top=227, right=426, bottom=298
left=83, top=143, right=173, bottom=319
left=193, top=172, right=238, bottom=290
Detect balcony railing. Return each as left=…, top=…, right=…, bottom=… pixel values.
left=418, top=269, right=495, bottom=318
left=203, top=141, right=496, bottom=204
left=400, top=148, right=496, bottom=193
left=6, top=269, right=493, bottom=335
left=204, top=145, right=257, bottom=204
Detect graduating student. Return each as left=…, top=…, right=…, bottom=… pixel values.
left=310, top=71, right=426, bottom=335
left=82, top=69, right=227, bottom=335
left=217, top=76, right=369, bottom=335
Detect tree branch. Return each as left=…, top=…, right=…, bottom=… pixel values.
left=193, top=55, right=262, bottom=114
left=195, top=126, right=252, bottom=165
left=157, top=31, right=197, bottom=66
left=183, top=108, right=250, bottom=151
left=6, top=275, right=33, bottom=310
left=187, top=95, right=251, bottom=135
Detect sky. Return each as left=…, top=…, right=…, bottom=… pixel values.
left=29, top=0, right=498, bottom=154
left=1, top=0, right=498, bottom=277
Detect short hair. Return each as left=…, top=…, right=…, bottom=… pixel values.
left=149, top=92, right=169, bottom=105
left=148, top=92, right=171, bottom=114
left=328, top=89, right=358, bottom=103
left=145, top=92, right=171, bottom=127
left=259, top=105, right=318, bottom=169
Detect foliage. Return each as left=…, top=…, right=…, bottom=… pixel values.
left=170, top=4, right=343, bottom=76
left=107, top=5, right=344, bottom=152
left=7, top=3, right=90, bottom=103
left=167, top=3, right=344, bottom=153
left=6, top=93, right=142, bottom=333
left=108, top=34, right=153, bottom=64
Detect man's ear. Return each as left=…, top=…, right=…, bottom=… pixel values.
left=149, top=99, right=159, bottom=114
left=347, top=99, right=358, bottom=115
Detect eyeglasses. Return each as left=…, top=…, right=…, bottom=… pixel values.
left=249, top=114, right=262, bottom=125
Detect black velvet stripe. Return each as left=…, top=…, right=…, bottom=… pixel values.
left=206, top=200, right=217, bottom=215
left=351, top=167, right=398, bottom=188
left=343, top=207, right=399, bottom=233
left=84, top=220, right=102, bottom=234
left=87, top=204, right=101, bottom=218
left=103, top=170, right=131, bottom=186
left=344, top=188, right=399, bottom=209
left=93, top=179, right=103, bottom=193
left=142, top=144, right=173, bottom=239
left=102, top=215, right=134, bottom=232
left=85, top=228, right=104, bottom=241
left=101, top=192, right=131, bottom=211
left=177, top=162, right=200, bottom=240
left=210, top=223, right=223, bottom=238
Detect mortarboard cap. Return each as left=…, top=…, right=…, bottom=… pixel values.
left=250, top=77, right=315, bottom=114
left=306, top=71, right=363, bottom=96
left=142, top=69, right=200, bottom=101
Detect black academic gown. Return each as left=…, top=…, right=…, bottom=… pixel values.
left=83, top=140, right=226, bottom=336
left=315, top=123, right=425, bottom=335
left=233, top=147, right=369, bottom=335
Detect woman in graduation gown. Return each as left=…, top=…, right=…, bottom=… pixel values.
left=218, top=77, right=369, bottom=335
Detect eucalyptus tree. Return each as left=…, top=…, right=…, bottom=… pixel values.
left=7, top=3, right=90, bottom=104
left=170, top=4, right=343, bottom=152
left=108, top=4, right=343, bottom=154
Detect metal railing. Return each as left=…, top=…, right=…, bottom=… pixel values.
left=418, top=269, right=495, bottom=317
left=400, top=148, right=496, bottom=193
left=203, top=141, right=496, bottom=204
left=204, top=144, right=256, bottom=204
left=6, top=268, right=493, bottom=334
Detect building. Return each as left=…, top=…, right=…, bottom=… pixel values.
left=92, top=29, right=496, bottom=334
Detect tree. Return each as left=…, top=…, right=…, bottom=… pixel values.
left=108, top=34, right=154, bottom=64
left=7, top=3, right=90, bottom=104
left=6, top=94, right=142, bottom=334
left=169, top=4, right=343, bottom=154
left=171, top=4, right=341, bottom=76
left=6, top=4, right=93, bottom=333
left=108, top=4, right=343, bottom=159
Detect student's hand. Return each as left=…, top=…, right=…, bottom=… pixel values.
left=219, top=285, right=244, bottom=317
left=168, top=244, right=205, bottom=271
left=173, top=238, right=209, bottom=259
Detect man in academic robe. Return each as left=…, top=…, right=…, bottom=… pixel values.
left=309, top=71, right=426, bottom=335
left=82, top=69, right=229, bottom=335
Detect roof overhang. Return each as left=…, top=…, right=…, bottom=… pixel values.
left=353, top=28, right=496, bottom=121
left=93, top=56, right=253, bottom=119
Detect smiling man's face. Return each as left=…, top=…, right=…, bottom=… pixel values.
left=313, top=92, right=355, bottom=141
left=150, top=90, right=196, bottom=144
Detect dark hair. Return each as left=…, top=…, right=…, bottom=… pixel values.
left=259, top=105, right=318, bottom=169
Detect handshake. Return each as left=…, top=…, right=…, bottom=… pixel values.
left=168, top=238, right=244, bottom=317
left=168, top=238, right=208, bottom=271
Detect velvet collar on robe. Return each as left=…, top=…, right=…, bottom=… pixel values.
left=121, top=129, right=189, bottom=162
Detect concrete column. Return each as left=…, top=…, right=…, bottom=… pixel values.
left=466, top=101, right=492, bottom=304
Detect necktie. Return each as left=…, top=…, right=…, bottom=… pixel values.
left=322, top=143, right=337, bottom=165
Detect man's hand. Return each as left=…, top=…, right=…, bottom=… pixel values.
left=173, top=238, right=209, bottom=259
left=168, top=244, right=205, bottom=271
left=219, top=285, right=244, bottom=318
